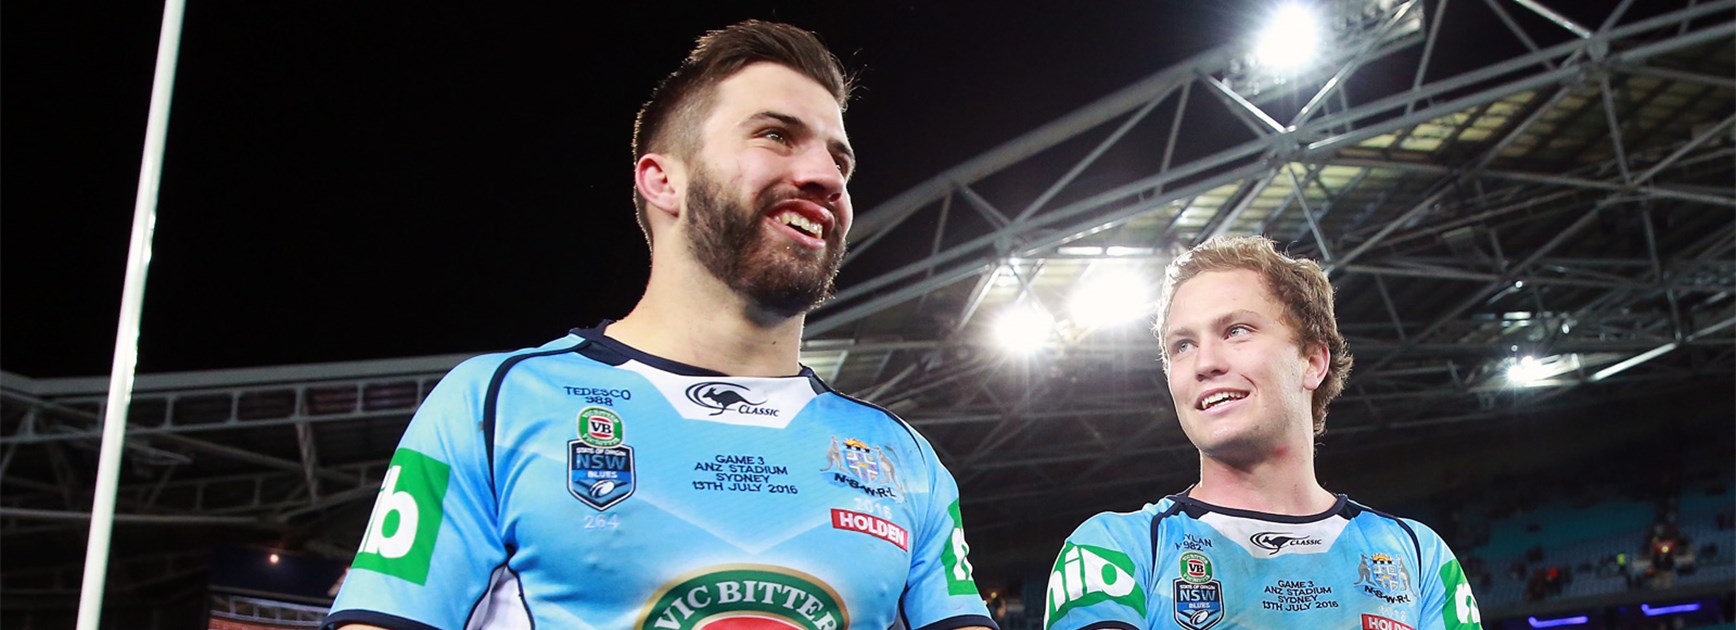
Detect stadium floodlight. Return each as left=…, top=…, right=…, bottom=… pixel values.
left=993, top=304, right=1055, bottom=354
left=1505, top=355, right=1548, bottom=385
left=1069, top=267, right=1154, bottom=329
left=1254, top=3, right=1322, bottom=72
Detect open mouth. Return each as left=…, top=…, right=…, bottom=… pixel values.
left=1197, top=390, right=1248, bottom=411
left=775, top=210, right=824, bottom=239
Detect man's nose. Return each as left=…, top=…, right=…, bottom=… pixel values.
left=790, top=145, right=845, bottom=203
left=1193, top=339, right=1228, bottom=380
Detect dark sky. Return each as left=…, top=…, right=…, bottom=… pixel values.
left=4, top=2, right=1246, bottom=377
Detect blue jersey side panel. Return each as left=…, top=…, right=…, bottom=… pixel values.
left=326, top=348, right=531, bottom=629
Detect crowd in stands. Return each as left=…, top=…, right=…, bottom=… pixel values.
left=1429, top=435, right=1736, bottom=612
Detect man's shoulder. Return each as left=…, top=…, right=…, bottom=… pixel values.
left=1068, top=501, right=1170, bottom=548
left=812, top=386, right=938, bottom=455
left=438, top=334, right=594, bottom=387
left=1344, top=498, right=1442, bottom=536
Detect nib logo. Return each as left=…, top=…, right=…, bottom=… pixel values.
left=1045, top=542, right=1145, bottom=629
left=352, top=448, right=449, bottom=585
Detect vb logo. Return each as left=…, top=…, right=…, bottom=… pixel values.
left=352, top=448, right=449, bottom=585
left=1045, top=542, right=1146, bottom=628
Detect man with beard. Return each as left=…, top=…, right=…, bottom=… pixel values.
left=324, top=20, right=997, bottom=630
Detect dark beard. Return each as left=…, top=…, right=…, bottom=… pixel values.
left=684, top=168, right=847, bottom=318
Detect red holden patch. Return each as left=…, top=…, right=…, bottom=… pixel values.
left=1363, top=614, right=1416, bottom=630
left=830, top=509, right=908, bottom=550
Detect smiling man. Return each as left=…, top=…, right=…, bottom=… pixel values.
left=1043, top=236, right=1482, bottom=630
left=323, top=21, right=995, bottom=630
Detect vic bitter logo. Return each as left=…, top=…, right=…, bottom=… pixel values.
left=685, top=381, right=778, bottom=417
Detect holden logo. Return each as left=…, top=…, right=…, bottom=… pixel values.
left=1250, top=532, right=1323, bottom=555
left=684, top=382, right=777, bottom=417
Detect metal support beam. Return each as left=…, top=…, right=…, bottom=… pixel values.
left=1512, top=0, right=1593, bottom=39
left=294, top=422, right=321, bottom=502
left=1198, top=72, right=1284, bottom=137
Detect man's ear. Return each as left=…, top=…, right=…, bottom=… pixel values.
left=635, top=153, right=684, bottom=219
left=1301, top=342, right=1330, bottom=391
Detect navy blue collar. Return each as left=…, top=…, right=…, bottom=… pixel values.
left=570, top=321, right=820, bottom=384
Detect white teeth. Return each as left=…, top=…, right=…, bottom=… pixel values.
left=778, top=213, right=823, bottom=238
left=1198, top=391, right=1247, bottom=410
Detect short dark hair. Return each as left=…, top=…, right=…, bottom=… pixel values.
left=630, top=20, right=854, bottom=245
left=1155, top=236, right=1354, bottom=434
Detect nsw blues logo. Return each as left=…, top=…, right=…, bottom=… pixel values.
left=1173, top=551, right=1225, bottom=630
left=570, top=441, right=635, bottom=511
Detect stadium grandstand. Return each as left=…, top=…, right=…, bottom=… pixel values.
left=4, top=0, right=1732, bottom=627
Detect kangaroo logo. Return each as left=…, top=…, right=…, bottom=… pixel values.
left=1249, top=531, right=1323, bottom=555
left=685, top=381, right=768, bottom=416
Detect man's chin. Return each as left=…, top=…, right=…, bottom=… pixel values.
left=738, top=279, right=834, bottom=318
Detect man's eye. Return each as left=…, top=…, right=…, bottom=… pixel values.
left=1227, top=324, right=1252, bottom=337
left=762, top=130, right=788, bottom=144
left=1171, top=340, right=1195, bottom=354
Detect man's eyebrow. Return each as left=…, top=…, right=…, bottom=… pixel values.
left=1164, top=309, right=1264, bottom=340
left=746, top=111, right=855, bottom=165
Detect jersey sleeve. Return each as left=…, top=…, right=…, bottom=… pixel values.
left=897, top=439, right=999, bottom=630
left=1408, top=519, right=1484, bottom=630
left=323, top=355, right=512, bottom=630
left=1044, top=512, right=1152, bottom=630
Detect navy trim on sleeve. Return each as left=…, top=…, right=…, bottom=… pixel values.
left=482, top=341, right=586, bottom=502
left=829, top=392, right=924, bottom=448
left=1073, top=622, right=1141, bottom=630
left=321, top=610, right=443, bottom=630
left=1351, top=499, right=1424, bottom=561
left=1152, top=498, right=1188, bottom=567
left=913, top=614, right=1001, bottom=630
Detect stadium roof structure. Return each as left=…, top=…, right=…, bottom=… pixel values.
left=4, top=0, right=1732, bottom=617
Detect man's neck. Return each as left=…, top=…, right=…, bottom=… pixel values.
left=1189, top=443, right=1335, bottom=516
left=608, top=267, right=806, bottom=377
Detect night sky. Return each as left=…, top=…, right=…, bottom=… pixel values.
left=4, top=2, right=1251, bottom=378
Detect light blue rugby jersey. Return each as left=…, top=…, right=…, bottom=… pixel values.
left=324, top=326, right=997, bottom=630
left=1043, top=493, right=1484, bottom=630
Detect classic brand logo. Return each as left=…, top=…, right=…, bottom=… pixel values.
left=1045, top=542, right=1145, bottom=629
left=1249, top=531, right=1325, bottom=555
left=684, top=382, right=778, bottom=417
left=352, top=448, right=449, bottom=585
left=1440, top=559, right=1482, bottom=629
left=636, top=565, right=848, bottom=630
left=831, top=509, right=909, bottom=551
left=578, top=406, right=624, bottom=448
left=1363, top=614, right=1418, bottom=630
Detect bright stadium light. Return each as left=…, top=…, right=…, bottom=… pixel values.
left=1255, top=2, right=1322, bottom=71
left=1069, top=268, right=1154, bottom=328
left=1506, top=355, right=1548, bottom=385
left=994, top=304, right=1054, bottom=354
